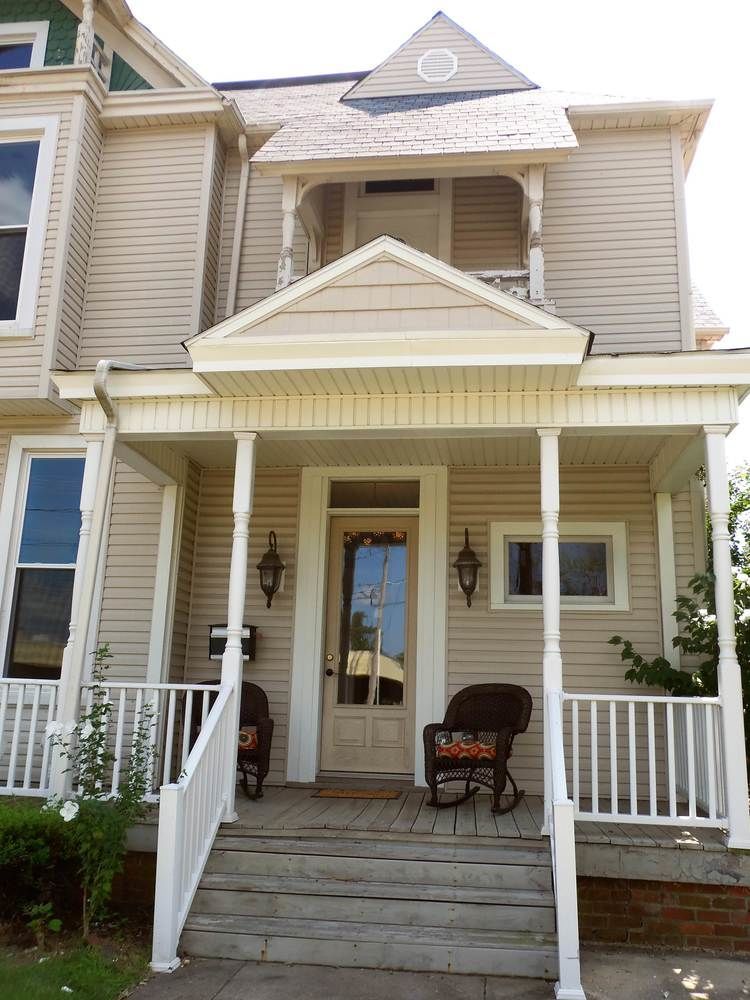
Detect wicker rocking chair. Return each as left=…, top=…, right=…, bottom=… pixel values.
left=185, top=680, right=274, bottom=799
left=423, top=683, right=532, bottom=814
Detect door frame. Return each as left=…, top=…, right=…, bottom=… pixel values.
left=287, top=466, right=448, bottom=785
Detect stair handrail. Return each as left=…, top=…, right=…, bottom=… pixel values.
left=547, top=688, right=586, bottom=1000
left=150, top=681, right=235, bottom=971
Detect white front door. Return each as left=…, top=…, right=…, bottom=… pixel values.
left=320, top=516, right=418, bottom=775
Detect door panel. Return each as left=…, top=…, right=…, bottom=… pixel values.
left=320, top=517, right=418, bottom=775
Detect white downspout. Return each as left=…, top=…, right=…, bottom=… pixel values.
left=225, top=133, right=250, bottom=318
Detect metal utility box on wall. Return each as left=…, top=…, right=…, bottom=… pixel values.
left=209, top=625, right=257, bottom=661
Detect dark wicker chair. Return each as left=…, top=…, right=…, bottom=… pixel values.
left=423, top=683, right=532, bottom=814
left=185, top=681, right=274, bottom=799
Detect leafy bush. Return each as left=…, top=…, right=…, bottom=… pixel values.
left=0, top=799, right=77, bottom=919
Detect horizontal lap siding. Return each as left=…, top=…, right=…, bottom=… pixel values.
left=169, top=461, right=200, bottom=682
left=452, top=176, right=523, bottom=270
left=184, top=468, right=300, bottom=785
left=0, top=98, right=73, bottom=394
left=96, top=461, right=162, bottom=681
left=216, top=150, right=240, bottom=319
left=56, top=99, right=102, bottom=370
left=448, top=466, right=663, bottom=796
left=545, top=128, right=682, bottom=353
left=322, top=183, right=344, bottom=265
left=200, top=136, right=225, bottom=332
left=78, top=126, right=209, bottom=368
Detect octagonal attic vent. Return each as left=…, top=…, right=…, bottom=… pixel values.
left=417, top=48, right=458, bottom=83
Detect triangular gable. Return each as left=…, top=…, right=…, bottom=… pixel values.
left=188, top=237, right=590, bottom=374
left=343, top=11, right=536, bottom=101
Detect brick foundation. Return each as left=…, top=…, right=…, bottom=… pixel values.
left=578, top=876, right=750, bottom=953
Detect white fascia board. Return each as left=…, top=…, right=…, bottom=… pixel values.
left=578, top=350, right=750, bottom=388
left=190, top=331, right=587, bottom=372
left=568, top=99, right=713, bottom=117
left=52, top=369, right=213, bottom=401
left=189, top=236, right=586, bottom=348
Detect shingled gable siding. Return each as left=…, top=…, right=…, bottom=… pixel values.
left=109, top=51, right=152, bottom=91
left=448, top=465, right=664, bottom=796
left=182, top=467, right=300, bottom=786
left=452, top=175, right=523, bottom=271
left=545, top=127, right=682, bottom=353
left=78, top=126, right=211, bottom=368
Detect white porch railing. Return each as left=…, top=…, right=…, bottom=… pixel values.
left=151, top=682, right=234, bottom=972
left=547, top=691, right=585, bottom=1000
left=0, top=679, right=60, bottom=796
left=563, top=693, right=727, bottom=827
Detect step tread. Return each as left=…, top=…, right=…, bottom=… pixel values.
left=183, top=912, right=557, bottom=951
left=197, top=873, right=555, bottom=906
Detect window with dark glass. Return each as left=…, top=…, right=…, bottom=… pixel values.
left=329, top=480, right=420, bottom=509
left=0, top=140, right=40, bottom=321
left=6, top=457, right=85, bottom=679
left=0, top=43, right=33, bottom=69
left=364, top=179, right=435, bottom=194
left=507, top=538, right=611, bottom=602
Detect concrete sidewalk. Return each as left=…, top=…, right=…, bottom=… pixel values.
left=130, top=950, right=750, bottom=1000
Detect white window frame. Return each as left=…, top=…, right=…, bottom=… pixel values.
left=489, top=520, right=630, bottom=611
left=0, top=21, right=49, bottom=69
left=0, top=114, right=59, bottom=337
left=0, top=437, right=86, bottom=678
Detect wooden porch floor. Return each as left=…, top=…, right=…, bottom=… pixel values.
left=231, top=786, right=728, bottom=852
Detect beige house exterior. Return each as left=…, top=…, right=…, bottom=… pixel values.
left=0, top=5, right=748, bottom=996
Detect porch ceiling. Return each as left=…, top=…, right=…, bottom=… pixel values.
left=167, top=432, right=671, bottom=469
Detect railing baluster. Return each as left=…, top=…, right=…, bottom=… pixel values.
left=23, top=684, right=42, bottom=790
left=609, top=701, right=618, bottom=816
left=162, top=690, right=177, bottom=786
left=666, top=701, right=676, bottom=818
left=7, top=684, right=25, bottom=790
left=628, top=700, right=637, bottom=816
left=590, top=701, right=598, bottom=815
left=647, top=701, right=656, bottom=817
left=181, top=690, right=194, bottom=772
left=40, top=685, right=58, bottom=792
left=111, top=689, right=127, bottom=796
left=0, top=684, right=9, bottom=762
left=686, top=701, right=696, bottom=819
left=571, top=700, right=580, bottom=810
left=705, top=703, right=717, bottom=821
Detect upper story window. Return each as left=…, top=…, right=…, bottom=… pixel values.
left=0, top=115, right=58, bottom=336
left=4, top=455, right=85, bottom=679
left=364, top=179, right=435, bottom=194
left=0, top=22, right=49, bottom=70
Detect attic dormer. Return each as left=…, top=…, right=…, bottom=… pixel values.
left=342, top=11, right=537, bottom=100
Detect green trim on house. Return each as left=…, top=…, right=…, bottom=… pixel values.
left=0, top=0, right=77, bottom=65
left=109, top=51, right=152, bottom=91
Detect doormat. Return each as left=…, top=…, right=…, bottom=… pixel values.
left=313, top=788, right=401, bottom=800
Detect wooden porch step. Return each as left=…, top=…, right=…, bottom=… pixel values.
left=181, top=914, right=558, bottom=978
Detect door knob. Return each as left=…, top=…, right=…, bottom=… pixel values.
left=326, top=653, right=334, bottom=661
left=325, top=667, right=335, bottom=677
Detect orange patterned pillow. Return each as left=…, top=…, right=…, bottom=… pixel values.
left=238, top=727, right=258, bottom=751
left=436, top=738, right=496, bottom=761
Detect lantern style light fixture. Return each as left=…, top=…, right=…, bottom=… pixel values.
left=453, top=528, right=482, bottom=607
left=257, top=530, right=285, bottom=608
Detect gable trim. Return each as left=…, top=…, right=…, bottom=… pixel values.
left=342, top=11, right=537, bottom=100
left=187, top=236, right=586, bottom=348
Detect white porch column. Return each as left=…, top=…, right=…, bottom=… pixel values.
left=220, top=432, right=257, bottom=821
left=539, top=428, right=562, bottom=828
left=655, top=492, right=680, bottom=667
left=73, top=0, right=96, bottom=66
left=51, top=430, right=116, bottom=796
left=704, top=426, right=750, bottom=848
left=528, top=164, right=546, bottom=305
left=275, top=177, right=297, bottom=291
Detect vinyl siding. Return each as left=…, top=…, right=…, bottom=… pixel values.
left=348, top=18, right=533, bottom=98
left=233, top=169, right=309, bottom=311
left=183, top=467, right=300, bottom=786
left=447, top=465, right=664, bottom=796
left=216, top=148, right=241, bottom=320
left=200, top=135, right=226, bottom=332
left=169, top=460, right=200, bottom=682
left=95, top=461, right=162, bottom=681
left=545, top=128, right=682, bottom=353
left=452, top=176, right=523, bottom=271
left=78, top=126, right=210, bottom=368
left=0, top=97, right=73, bottom=395
left=322, top=183, right=344, bottom=266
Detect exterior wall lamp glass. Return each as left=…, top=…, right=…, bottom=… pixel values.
left=257, top=530, right=285, bottom=608
left=454, top=528, right=482, bottom=607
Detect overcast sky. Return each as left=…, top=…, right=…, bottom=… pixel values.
left=130, top=0, right=748, bottom=464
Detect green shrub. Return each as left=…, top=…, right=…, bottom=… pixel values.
left=0, top=799, right=78, bottom=919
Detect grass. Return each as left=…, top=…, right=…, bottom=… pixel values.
left=0, top=940, right=149, bottom=1000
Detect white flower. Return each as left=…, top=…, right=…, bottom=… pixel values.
left=739, top=609, right=750, bottom=624
left=59, top=800, right=79, bottom=823
left=703, top=613, right=716, bottom=624
left=45, top=721, right=63, bottom=739
left=80, top=722, right=94, bottom=740
left=736, top=573, right=750, bottom=585
left=61, top=988, right=73, bottom=994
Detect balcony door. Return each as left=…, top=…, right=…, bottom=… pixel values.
left=320, top=516, right=418, bottom=775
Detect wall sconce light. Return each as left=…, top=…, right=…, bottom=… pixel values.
left=453, top=528, right=481, bottom=608
left=257, top=530, right=285, bottom=608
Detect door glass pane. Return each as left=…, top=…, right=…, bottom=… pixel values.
left=19, top=457, right=85, bottom=564
left=6, top=568, right=74, bottom=679
left=0, top=43, right=34, bottom=70
left=0, top=230, right=26, bottom=320
left=336, top=530, right=408, bottom=707
left=0, top=140, right=39, bottom=225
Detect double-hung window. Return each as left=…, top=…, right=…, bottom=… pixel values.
left=4, top=455, right=85, bottom=679
left=489, top=521, right=629, bottom=610
left=0, top=115, right=58, bottom=336
left=0, top=22, right=48, bottom=70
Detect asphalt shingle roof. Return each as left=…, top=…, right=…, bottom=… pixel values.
left=692, top=284, right=727, bottom=331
